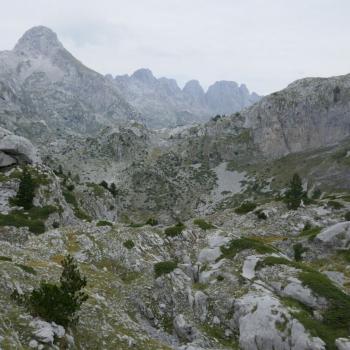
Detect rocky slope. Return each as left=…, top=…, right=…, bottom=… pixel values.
left=113, top=69, right=260, bottom=128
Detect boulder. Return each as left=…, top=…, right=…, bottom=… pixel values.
left=316, top=222, right=350, bottom=248
left=0, top=127, right=40, bottom=167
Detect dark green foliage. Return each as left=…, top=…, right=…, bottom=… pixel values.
left=15, top=264, right=36, bottom=275
left=220, top=237, right=275, bottom=259
left=216, top=275, right=224, bottom=281
left=109, top=183, right=117, bottom=198
left=327, top=200, right=344, bottom=210
left=284, top=173, right=305, bottom=210
left=311, top=188, right=322, bottom=199
left=193, top=219, right=216, bottom=230
left=164, top=222, right=186, bottom=237
left=145, top=218, right=158, bottom=226
left=0, top=205, right=57, bottom=234
left=154, top=261, right=177, bottom=277
left=66, top=184, right=75, bottom=191
left=10, top=167, right=36, bottom=210
left=254, top=209, right=267, bottom=220
left=99, top=180, right=109, bottom=190
left=345, top=212, right=350, bottom=221
left=52, top=221, right=60, bottom=229
left=293, top=243, right=308, bottom=261
left=63, top=190, right=91, bottom=222
left=123, top=240, right=135, bottom=249
left=0, top=256, right=12, bottom=262
left=96, top=220, right=113, bottom=227
left=234, top=201, right=257, bottom=214
left=299, top=270, right=350, bottom=329
left=299, top=223, right=322, bottom=241
left=27, top=255, right=88, bottom=327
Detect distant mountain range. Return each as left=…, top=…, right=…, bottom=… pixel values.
left=111, top=68, right=260, bottom=128
left=0, top=26, right=260, bottom=137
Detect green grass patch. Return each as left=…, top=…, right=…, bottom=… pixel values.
left=154, top=261, right=177, bottom=277
left=234, top=201, right=257, bottom=214
left=0, top=205, right=57, bottom=234
left=164, top=223, right=186, bottom=237
left=193, top=219, right=216, bottom=230
left=299, top=225, right=322, bottom=241
left=96, top=220, right=113, bottom=227
left=15, top=263, right=36, bottom=275
left=220, top=237, right=275, bottom=259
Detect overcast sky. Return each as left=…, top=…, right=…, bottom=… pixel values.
left=1, top=0, right=349, bottom=94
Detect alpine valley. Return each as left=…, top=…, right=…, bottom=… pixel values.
left=1, top=26, right=350, bottom=350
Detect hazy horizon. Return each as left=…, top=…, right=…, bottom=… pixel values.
left=1, top=0, right=350, bottom=95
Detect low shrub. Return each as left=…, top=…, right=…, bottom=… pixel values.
left=145, top=218, right=158, bottom=226
left=344, top=212, right=350, bottom=221
left=0, top=256, right=12, bottom=262
left=327, top=200, right=344, bottom=210
left=164, top=222, right=186, bottom=237
left=154, top=261, right=177, bottom=277
left=123, top=240, right=135, bottom=249
left=193, top=219, right=216, bottom=230
left=220, top=237, right=275, bottom=259
left=15, top=264, right=36, bottom=275
left=234, top=202, right=257, bottom=214
left=96, top=220, right=113, bottom=227
left=293, top=243, right=308, bottom=261
left=254, top=209, right=267, bottom=220
left=299, top=224, right=322, bottom=241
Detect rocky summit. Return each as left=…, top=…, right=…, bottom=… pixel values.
left=0, top=26, right=350, bottom=350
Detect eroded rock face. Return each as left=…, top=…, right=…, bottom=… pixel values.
left=316, top=222, right=350, bottom=248
left=233, top=291, right=325, bottom=350
left=0, top=127, right=40, bottom=167
left=244, top=74, right=350, bottom=158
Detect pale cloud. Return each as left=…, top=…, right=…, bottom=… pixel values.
left=0, top=0, right=349, bottom=94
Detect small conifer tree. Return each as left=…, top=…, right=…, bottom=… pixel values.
left=284, top=173, right=305, bottom=210
left=11, top=167, right=36, bottom=210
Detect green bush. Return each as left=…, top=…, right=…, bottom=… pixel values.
left=10, top=167, right=36, bottom=210
left=293, top=243, right=308, bottom=261
left=164, top=222, right=186, bottom=237
left=0, top=205, right=57, bottom=234
left=154, top=261, right=177, bottom=277
left=220, top=237, right=275, bottom=259
left=254, top=210, right=267, bottom=220
left=16, top=263, right=36, bottom=275
left=96, top=220, right=113, bottom=227
left=299, top=224, right=322, bottom=241
left=0, top=256, right=12, bottom=262
left=327, top=200, right=344, bottom=210
left=284, top=173, right=306, bottom=210
left=145, top=218, right=158, bottom=226
left=26, top=255, right=88, bottom=327
left=123, top=240, right=135, bottom=249
left=193, top=219, right=216, bottom=230
left=234, top=201, right=257, bottom=214
left=345, top=212, right=350, bottom=221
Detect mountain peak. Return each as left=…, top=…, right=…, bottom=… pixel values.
left=14, top=26, right=63, bottom=56
left=131, top=68, right=156, bottom=84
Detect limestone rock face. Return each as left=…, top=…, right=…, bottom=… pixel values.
left=316, top=222, right=350, bottom=248
left=244, top=74, right=350, bottom=158
left=0, top=127, right=40, bottom=167
left=234, top=291, right=326, bottom=350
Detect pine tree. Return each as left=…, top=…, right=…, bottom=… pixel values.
left=284, top=173, right=305, bottom=210
left=27, top=255, right=88, bottom=327
left=109, top=182, right=117, bottom=197
left=12, top=167, right=36, bottom=210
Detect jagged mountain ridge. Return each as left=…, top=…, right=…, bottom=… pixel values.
left=0, top=26, right=140, bottom=140
left=112, top=68, right=260, bottom=128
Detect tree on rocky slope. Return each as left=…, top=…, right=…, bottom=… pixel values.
left=284, top=173, right=305, bottom=210
left=11, top=166, right=36, bottom=210
left=26, top=255, right=88, bottom=327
